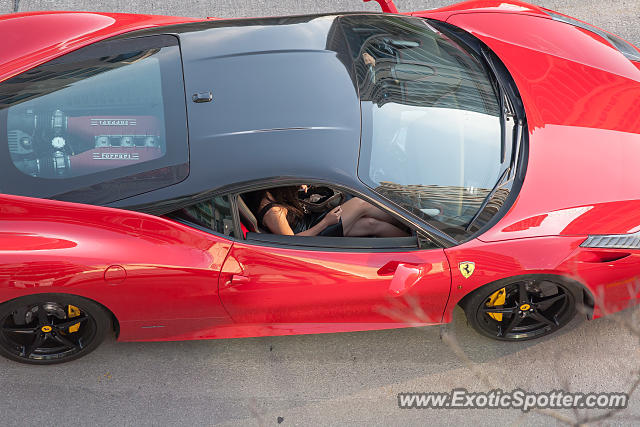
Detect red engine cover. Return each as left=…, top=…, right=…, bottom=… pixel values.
left=66, top=115, right=163, bottom=174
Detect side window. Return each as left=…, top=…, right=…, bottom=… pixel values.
left=236, top=184, right=432, bottom=249
left=0, top=35, right=189, bottom=205
left=239, top=185, right=349, bottom=236
left=172, top=195, right=235, bottom=238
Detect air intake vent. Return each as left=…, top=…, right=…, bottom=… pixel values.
left=7, top=130, right=32, bottom=155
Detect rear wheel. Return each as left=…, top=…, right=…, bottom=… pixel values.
left=0, top=294, right=111, bottom=364
left=463, top=276, right=580, bottom=341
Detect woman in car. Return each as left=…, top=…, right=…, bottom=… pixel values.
left=253, top=186, right=408, bottom=237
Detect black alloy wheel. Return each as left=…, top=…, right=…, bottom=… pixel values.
left=463, top=277, right=580, bottom=341
left=0, top=294, right=111, bottom=364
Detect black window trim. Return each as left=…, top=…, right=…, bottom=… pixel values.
left=167, top=212, right=424, bottom=253
left=245, top=232, right=420, bottom=250
left=160, top=176, right=447, bottom=251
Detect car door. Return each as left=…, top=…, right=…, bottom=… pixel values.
left=218, top=235, right=451, bottom=326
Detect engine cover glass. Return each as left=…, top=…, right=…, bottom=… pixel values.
left=0, top=35, right=189, bottom=204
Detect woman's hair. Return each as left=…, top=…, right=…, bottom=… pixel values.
left=266, top=186, right=305, bottom=218
left=244, top=186, right=305, bottom=218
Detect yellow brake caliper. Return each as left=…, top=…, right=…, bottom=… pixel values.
left=67, top=305, right=81, bottom=333
left=486, top=288, right=506, bottom=321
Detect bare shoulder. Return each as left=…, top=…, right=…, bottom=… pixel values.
left=261, top=202, right=293, bottom=235
left=263, top=204, right=288, bottom=219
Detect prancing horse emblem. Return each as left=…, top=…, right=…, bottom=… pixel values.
left=459, top=262, right=475, bottom=279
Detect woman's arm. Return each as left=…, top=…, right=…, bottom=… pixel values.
left=262, top=206, right=340, bottom=236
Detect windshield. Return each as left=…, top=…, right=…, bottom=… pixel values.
left=341, top=15, right=509, bottom=240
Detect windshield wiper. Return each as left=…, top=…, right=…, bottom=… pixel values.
left=465, top=166, right=510, bottom=232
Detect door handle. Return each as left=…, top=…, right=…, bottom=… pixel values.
left=230, top=274, right=250, bottom=285
left=219, top=273, right=249, bottom=290
left=377, top=261, right=424, bottom=276
left=192, top=91, right=213, bottom=103
left=379, top=262, right=428, bottom=297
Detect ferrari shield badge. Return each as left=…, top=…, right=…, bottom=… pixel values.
left=459, top=262, right=475, bottom=279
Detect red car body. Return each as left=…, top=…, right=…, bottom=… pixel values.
left=1, top=1, right=639, bottom=345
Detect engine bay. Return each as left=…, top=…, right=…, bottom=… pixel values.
left=8, top=107, right=164, bottom=179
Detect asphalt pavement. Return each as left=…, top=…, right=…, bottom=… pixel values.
left=1, top=1, right=640, bottom=426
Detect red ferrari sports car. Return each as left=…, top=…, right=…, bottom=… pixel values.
left=1, top=0, right=640, bottom=364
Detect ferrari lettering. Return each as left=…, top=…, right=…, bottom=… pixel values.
left=92, top=152, right=140, bottom=160
left=90, top=118, right=137, bottom=126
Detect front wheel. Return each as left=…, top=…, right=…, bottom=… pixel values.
left=0, top=294, right=111, bottom=364
left=463, top=276, right=580, bottom=341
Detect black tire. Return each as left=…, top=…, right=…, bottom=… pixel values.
left=0, top=294, right=111, bottom=364
left=462, top=275, right=581, bottom=341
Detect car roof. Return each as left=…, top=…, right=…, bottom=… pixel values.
left=0, top=12, right=373, bottom=210
left=108, top=14, right=369, bottom=211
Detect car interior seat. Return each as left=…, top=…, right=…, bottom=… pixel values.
left=237, top=194, right=263, bottom=233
